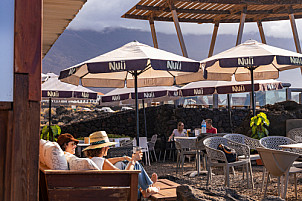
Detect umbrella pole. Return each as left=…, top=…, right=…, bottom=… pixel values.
left=227, top=94, right=233, bottom=133
left=250, top=67, right=256, bottom=116
left=49, top=97, right=53, bottom=141
left=142, top=99, right=147, bottom=137
left=134, top=71, right=140, bottom=146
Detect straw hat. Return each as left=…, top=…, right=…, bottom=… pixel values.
left=82, top=131, right=117, bottom=151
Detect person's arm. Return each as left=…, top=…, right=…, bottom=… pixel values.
left=107, top=156, right=131, bottom=165
left=102, top=159, right=120, bottom=170
left=124, top=151, right=143, bottom=170
left=168, top=130, right=175, bottom=141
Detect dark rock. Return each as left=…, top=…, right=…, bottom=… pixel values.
left=176, top=184, right=255, bottom=201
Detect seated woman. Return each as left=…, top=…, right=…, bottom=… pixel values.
left=206, top=119, right=217, bottom=134
left=168, top=121, right=187, bottom=141
left=57, top=132, right=159, bottom=198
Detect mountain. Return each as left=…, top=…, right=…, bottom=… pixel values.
left=42, top=27, right=302, bottom=93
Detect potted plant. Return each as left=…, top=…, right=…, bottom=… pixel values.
left=41, top=125, right=61, bottom=141
left=250, top=112, right=270, bottom=165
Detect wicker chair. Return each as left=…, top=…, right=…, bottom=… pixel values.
left=147, top=134, right=158, bottom=162
left=203, top=137, right=253, bottom=188
left=175, top=138, right=197, bottom=174
left=260, top=136, right=302, bottom=166
left=224, top=134, right=261, bottom=161
left=288, top=128, right=302, bottom=142
left=257, top=147, right=302, bottom=199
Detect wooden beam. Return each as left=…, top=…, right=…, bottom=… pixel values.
left=27, top=101, right=40, bottom=201
left=14, top=0, right=42, bottom=101
left=10, top=74, right=29, bottom=201
left=257, top=21, right=266, bottom=44
left=169, top=4, right=188, bottom=57
left=135, top=5, right=302, bottom=15
left=176, top=0, right=302, bottom=5
left=0, top=102, right=13, bottom=111
left=289, top=13, right=302, bottom=73
left=208, top=22, right=219, bottom=57
left=149, top=15, right=159, bottom=48
left=289, top=14, right=301, bottom=53
left=236, top=9, right=246, bottom=46
left=0, top=111, right=9, bottom=200
left=123, top=13, right=302, bottom=24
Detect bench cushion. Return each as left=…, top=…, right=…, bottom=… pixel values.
left=64, top=152, right=99, bottom=170
left=40, top=139, right=68, bottom=170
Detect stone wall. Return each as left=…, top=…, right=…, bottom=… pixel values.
left=60, top=104, right=249, bottom=139
left=58, top=101, right=302, bottom=139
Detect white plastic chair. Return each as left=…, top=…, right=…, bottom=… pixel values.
left=133, top=137, right=151, bottom=166
left=174, top=138, right=197, bottom=174
left=257, top=147, right=302, bottom=199
left=288, top=128, right=302, bottom=142
left=203, top=137, right=253, bottom=188
left=260, top=136, right=302, bottom=163
left=147, top=134, right=158, bottom=162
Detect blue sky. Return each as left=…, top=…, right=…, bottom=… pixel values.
left=66, top=0, right=302, bottom=88
left=0, top=0, right=14, bottom=101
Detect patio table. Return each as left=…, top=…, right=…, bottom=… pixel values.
left=279, top=143, right=302, bottom=149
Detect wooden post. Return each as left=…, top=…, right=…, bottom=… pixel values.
left=149, top=15, right=158, bottom=48
left=289, top=14, right=301, bottom=53
left=213, top=94, right=218, bottom=108
left=236, top=9, right=246, bottom=46
left=208, top=22, right=219, bottom=57
left=169, top=2, right=188, bottom=57
left=289, top=13, right=302, bottom=73
left=0, top=0, right=42, bottom=200
left=257, top=21, right=266, bottom=44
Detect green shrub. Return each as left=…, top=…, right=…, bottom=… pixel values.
left=41, top=125, right=61, bottom=141
left=250, top=112, right=270, bottom=140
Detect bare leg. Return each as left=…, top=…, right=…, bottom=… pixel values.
left=151, top=173, right=158, bottom=185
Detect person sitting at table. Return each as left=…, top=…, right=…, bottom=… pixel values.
left=82, top=131, right=159, bottom=198
left=168, top=121, right=187, bottom=141
left=206, top=119, right=217, bottom=134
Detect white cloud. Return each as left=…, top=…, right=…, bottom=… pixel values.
left=68, top=0, right=302, bottom=38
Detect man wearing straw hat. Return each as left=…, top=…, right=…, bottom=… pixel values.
left=83, top=131, right=159, bottom=198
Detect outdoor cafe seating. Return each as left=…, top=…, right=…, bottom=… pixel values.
left=288, top=127, right=302, bottom=143
left=203, top=137, right=253, bottom=189
left=257, top=147, right=302, bottom=199
left=174, top=137, right=197, bottom=174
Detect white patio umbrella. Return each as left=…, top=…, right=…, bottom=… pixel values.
left=100, top=86, right=179, bottom=105
left=101, top=86, right=179, bottom=137
left=200, top=40, right=302, bottom=115
left=59, top=41, right=200, bottom=145
left=179, top=79, right=283, bottom=97
left=42, top=73, right=97, bottom=141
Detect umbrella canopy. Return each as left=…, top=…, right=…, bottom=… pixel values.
left=101, top=86, right=179, bottom=105
left=59, top=41, right=200, bottom=88
left=42, top=73, right=97, bottom=99
left=59, top=41, right=200, bottom=145
left=200, top=40, right=302, bottom=115
left=202, top=40, right=302, bottom=82
left=179, top=79, right=283, bottom=97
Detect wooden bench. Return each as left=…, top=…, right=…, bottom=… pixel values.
left=149, top=179, right=180, bottom=201
left=39, top=163, right=140, bottom=201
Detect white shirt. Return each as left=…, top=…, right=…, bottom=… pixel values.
left=91, top=157, right=105, bottom=170
left=173, top=129, right=187, bottom=137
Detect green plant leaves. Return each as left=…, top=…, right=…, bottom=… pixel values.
left=40, top=125, right=61, bottom=141
left=250, top=112, right=269, bottom=140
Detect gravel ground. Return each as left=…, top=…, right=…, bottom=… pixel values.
left=143, top=159, right=302, bottom=201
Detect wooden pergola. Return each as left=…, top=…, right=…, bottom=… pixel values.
left=0, top=0, right=86, bottom=200
left=122, top=0, right=302, bottom=58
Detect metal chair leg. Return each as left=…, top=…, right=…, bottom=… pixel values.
left=153, top=150, right=157, bottom=162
